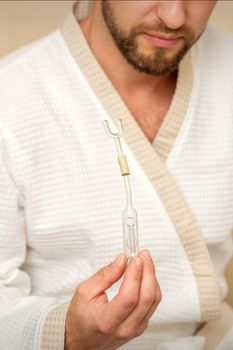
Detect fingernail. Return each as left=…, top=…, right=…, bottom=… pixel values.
left=135, top=256, right=143, bottom=270
left=141, top=249, right=152, bottom=261
left=114, top=253, right=125, bottom=266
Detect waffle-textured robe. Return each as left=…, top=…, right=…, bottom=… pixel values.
left=0, top=1, right=233, bottom=349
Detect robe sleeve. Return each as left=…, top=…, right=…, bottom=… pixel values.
left=0, top=127, right=68, bottom=350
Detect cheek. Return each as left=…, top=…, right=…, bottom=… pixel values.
left=187, top=1, right=216, bottom=35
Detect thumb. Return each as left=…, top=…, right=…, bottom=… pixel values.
left=84, top=253, right=127, bottom=300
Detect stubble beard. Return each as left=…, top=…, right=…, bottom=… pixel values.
left=101, top=1, right=201, bottom=77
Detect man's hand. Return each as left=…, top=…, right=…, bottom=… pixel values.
left=65, top=249, right=162, bottom=350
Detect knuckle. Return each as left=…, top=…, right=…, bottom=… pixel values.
left=123, top=295, right=138, bottom=309
left=156, top=290, right=162, bottom=304
left=98, top=322, right=114, bottom=336
left=156, top=288, right=162, bottom=304
left=135, top=322, right=148, bottom=337
left=75, top=283, right=86, bottom=298
left=142, top=294, right=155, bottom=305
left=118, top=328, right=134, bottom=341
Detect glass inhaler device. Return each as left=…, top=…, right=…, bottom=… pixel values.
left=103, top=119, right=139, bottom=258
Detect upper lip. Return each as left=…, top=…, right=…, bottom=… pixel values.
left=145, top=32, right=182, bottom=40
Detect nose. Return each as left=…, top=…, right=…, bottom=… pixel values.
left=157, top=0, right=186, bottom=29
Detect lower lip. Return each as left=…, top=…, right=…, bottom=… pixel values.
left=143, top=34, right=182, bottom=48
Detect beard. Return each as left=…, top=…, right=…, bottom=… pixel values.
left=101, top=1, right=202, bottom=76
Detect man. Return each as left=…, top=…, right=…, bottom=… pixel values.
left=0, top=1, right=232, bottom=349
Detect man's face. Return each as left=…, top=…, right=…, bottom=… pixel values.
left=101, top=0, right=217, bottom=76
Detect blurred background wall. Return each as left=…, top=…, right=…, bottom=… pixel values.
left=0, top=0, right=232, bottom=307
left=0, top=1, right=75, bottom=58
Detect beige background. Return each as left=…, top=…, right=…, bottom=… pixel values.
left=0, top=0, right=232, bottom=307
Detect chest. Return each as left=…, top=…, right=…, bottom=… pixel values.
left=126, top=104, right=168, bottom=143
left=124, top=90, right=174, bottom=143
left=23, top=111, right=233, bottom=250
left=133, top=110, right=165, bottom=142
left=17, top=72, right=233, bottom=261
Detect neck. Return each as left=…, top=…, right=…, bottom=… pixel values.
left=78, top=4, right=177, bottom=99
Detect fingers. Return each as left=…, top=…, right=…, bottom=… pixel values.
left=140, top=293, right=161, bottom=325
left=77, top=253, right=127, bottom=300
left=104, top=255, right=143, bottom=324
left=74, top=249, right=161, bottom=342
left=68, top=251, right=161, bottom=349
left=136, top=249, right=162, bottom=322
left=134, top=290, right=162, bottom=338
left=117, top=249, right=162, bottom=334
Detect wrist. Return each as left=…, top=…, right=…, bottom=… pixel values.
left=64, top=332, right=79, bottom=350
left=64, top=314, right=79, bottom=350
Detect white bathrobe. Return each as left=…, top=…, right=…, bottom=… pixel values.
left=0, top=1, right=232, bottom=349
